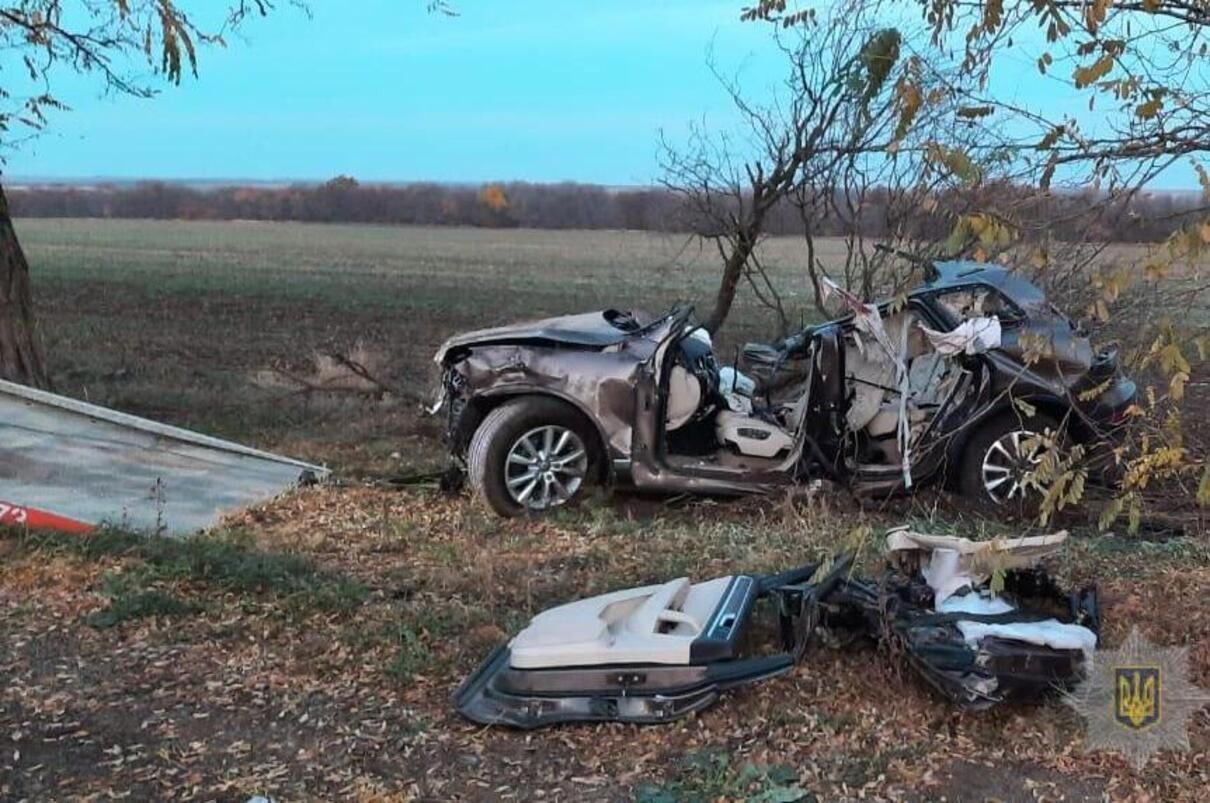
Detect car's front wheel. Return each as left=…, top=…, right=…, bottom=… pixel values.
left=959, top=411, right=1062, bottom=506
left=467, top=397, right=601, bottom=516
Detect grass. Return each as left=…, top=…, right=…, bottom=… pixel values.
left=383, top=624, right=434, bottom=684
left=635, top=749, right=809, bottom=803
left=8, top=526, right=368, bottom=627
left=3, top=482, right=1208, bottom=799
left=88, top=577, right=202, bottom=628
left=341, top=597, right=494, bottom=684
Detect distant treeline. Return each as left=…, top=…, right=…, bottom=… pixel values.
left=7, top=176, right=1203, bottom=243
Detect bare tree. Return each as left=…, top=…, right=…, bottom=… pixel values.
left=739, top=0, right=1210, bottom=311
left=663, top=3, right=995, bottom=335
left=741, top=0, right=1210, bottom=526
left=0, top=1, right=306, bottom=388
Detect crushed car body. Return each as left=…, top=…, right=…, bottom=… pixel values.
left=432, top=261, right=1136, bottom=516
left=454, top=530, right=1098, bottom=728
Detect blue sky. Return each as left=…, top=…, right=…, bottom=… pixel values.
left=10, top=0, right=775, bottom=184
left=6, top=0, right=1201, bottom=189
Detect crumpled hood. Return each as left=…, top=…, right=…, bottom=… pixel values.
left=434, top=309, right=652, bottom=364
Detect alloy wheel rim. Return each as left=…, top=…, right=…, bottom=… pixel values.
left=981, top=429, right=1047, bottom=504
left=504, top=425, right=588, bottom=510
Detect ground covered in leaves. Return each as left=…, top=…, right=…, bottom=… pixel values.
left=2, top=487, right=1208, bottom=802
left=7, top=214, right=1209, bottom=801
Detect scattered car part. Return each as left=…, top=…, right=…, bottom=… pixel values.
left=0, top=378, right=327, bottom=536
left=453, top=529, right=1100, bottom=727
left=433, top=261, right=1136, bottom=516
left=454, top=556, right=852, bottom=728
left=823, top=529, right=1099, bottom=709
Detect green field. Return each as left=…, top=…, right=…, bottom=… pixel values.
left=4, top=219, right=1207, bottom=801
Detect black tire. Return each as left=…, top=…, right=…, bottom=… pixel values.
left=958, top=410, right=1061, bottom=506
left=467, top=396, right=602, bottom=517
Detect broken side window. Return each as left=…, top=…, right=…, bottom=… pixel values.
left=934, top=285, right=1023, bottom=326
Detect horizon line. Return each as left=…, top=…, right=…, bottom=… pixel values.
left=3, top=175, right=1204, bottom=197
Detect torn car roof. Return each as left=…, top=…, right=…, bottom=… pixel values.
left=0, top=379, right=327, bottom=536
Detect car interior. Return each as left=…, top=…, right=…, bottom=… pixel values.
left=657, top=304, right=973, bottom=477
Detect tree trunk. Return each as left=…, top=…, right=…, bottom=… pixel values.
left=702, top=236, right=756, bottom=336
left=0, top=183, right=51, bottom=388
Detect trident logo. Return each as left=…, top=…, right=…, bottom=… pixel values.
left=1114, top=666, right=1161, bottom=731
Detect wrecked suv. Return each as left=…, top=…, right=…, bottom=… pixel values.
left=432, top=261, right=1136, bottom=516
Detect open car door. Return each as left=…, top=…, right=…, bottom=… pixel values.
left=628, top=306, right=696, bottom=476
left=627, top=314, right=849, bottom=494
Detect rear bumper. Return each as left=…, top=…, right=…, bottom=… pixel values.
left=1074, top=376, right=1137, bottom=483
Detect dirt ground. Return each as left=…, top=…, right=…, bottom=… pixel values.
left=3, top=220, right=1208, bottom=801
left=2, top=489, right=1209, bottom=801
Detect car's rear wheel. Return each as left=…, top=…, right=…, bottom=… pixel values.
left=468, top=397, right=601, bottom=516
left=959, top=411, right=1061, bottom=506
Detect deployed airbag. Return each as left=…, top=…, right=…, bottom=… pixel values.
left=920, top=316, right=1001, bottom=355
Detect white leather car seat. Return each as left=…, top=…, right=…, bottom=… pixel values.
left=845, top=312, right=934, bottom=432
left=665, top=365, right=703, bottom=431
left=862, top=348, right=955, bottom=438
